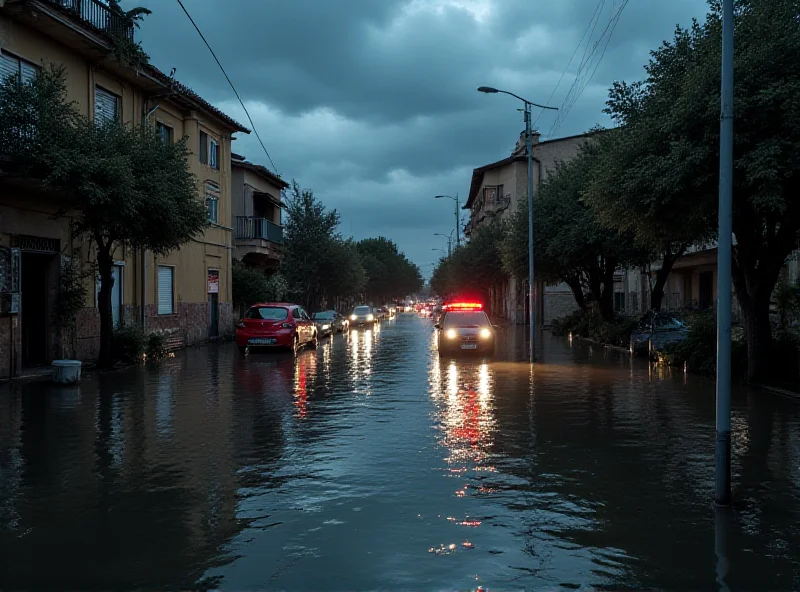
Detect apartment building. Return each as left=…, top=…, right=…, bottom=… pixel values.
left=464, top=129, right=603, bottom=324
left=0, top=0, right=248, bottom=377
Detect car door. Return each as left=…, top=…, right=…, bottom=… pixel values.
left=300, top=308, right=313, bottom=343
left=292, top=308, right=304, bottom=342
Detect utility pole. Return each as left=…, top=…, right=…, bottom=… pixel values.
left=454, top=194, right=460, bottom=248
left=715, top=0, right=734, bottom=507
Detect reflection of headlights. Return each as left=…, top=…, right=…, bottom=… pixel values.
left=446, top=329, right=457, bottom=339
left=350, top=315, right=357, bottom=321
left=322, top=324, right=330, bottom=330
left=367, top=314, right=374, bottom=321
left=479, top=328, right=492, bottom=339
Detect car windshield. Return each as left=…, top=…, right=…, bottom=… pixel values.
left=443, top=311, right=490, bottom=328
left=654, top=315, right=684, bottom=330
left=246, top=306, right=288, bottom=321
left=354, top=306, right=371, bottom=314
left=313, top=312, right=334, bottom=320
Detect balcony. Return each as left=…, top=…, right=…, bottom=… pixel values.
left=234, top=217, right=283, bottom=268
left=41, top=0, right=134, bottom=41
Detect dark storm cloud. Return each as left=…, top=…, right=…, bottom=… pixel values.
left=133, top=0, right=707, bottom=274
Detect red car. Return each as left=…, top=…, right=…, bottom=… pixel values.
left=235, top=302, right=318, bottom=354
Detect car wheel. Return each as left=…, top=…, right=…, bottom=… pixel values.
left=238, top=346, right=247, bottom=355
left=292, top=335, right=299, bottom=355
left=310, top=331, right=318, bottom=349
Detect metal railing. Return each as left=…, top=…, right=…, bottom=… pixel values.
left=235, top=217, right=283, bottom=244
left=45, top=0, right=134, bottom=41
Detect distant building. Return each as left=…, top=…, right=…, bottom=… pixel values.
left=0, top=0, right=248, bottom=376
left=231, top=153, right=288, bottom=272
left=464, top=129, right=604, bottom=324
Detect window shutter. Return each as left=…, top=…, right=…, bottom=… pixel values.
left=95, top=86, right=119, bottom=124
left=199, top=132, right=208, bottom=164
left=157, top=266, right=174, bottom=314
left=20, top=61, right=37, bottom=84
left=0, top=53, right=19, bottom=83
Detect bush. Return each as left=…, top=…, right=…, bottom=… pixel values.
left=112, top=326, right=145, bottom=364
left=145, top=332, right=167, bottom=361
left=551, top=309, right=638, bottom=348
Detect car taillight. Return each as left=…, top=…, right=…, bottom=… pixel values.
left=236, top=322, right=245, bottom=328
left=281, top=322, right=294, bottom=329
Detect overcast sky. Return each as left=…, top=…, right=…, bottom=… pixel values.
left=135, top=0, right=708, bottom=278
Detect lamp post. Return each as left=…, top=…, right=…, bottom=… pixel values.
left=434, top=232, right=453, bottom=257
left=477, top=85, right=557, bottom=361
left=434, top=194, right=460, bottom=248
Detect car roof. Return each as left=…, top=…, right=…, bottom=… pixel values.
left=250, top=302, right=296, bottom=308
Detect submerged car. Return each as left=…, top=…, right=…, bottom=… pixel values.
left=435, top=301, right=496, bottom=357
left=630, top=310, right=688, bottom=358
left=312, top=310, right=348, bottom=337
left=350, top=305, right=377, bottom=328
left=235, top=303, right=317, bottom=354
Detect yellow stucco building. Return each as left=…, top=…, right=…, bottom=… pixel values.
left=0, top=0, right=248, bottom=377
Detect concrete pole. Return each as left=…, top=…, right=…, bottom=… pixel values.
left=715, top=0, right=734, bottom=507
left=525, top=102, right=535, bottom=361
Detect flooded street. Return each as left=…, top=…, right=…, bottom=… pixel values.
left=1, top=313, right=800, bottom=590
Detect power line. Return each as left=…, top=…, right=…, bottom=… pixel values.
left=547, top=0, right=629, bottom=139
left=175, top=0, right=278, bottom=173
left=532, top=0, right=605, bottom=131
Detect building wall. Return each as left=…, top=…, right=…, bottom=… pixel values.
left=0, top=12, right=238, bottom=375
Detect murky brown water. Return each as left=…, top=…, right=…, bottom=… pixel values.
left=1, top=314, right=799, bottom=590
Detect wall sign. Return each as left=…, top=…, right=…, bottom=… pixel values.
left=208, top=269, right=219, bottom=294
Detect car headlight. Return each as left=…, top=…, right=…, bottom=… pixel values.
left=446, top=329, right=457, bottom=339
left=479, top=328, right=492, bottom=339
left=367, top=314, right=374, bottom=321
left=322, top=324, right=330, bottom=330
left=350, top=315, right=357, bottom=321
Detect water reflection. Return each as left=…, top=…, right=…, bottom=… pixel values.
left=0, top=320, right=798, bottom=590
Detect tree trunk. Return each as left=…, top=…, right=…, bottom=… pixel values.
left=96, top=247, right=115, bottom=368
left=599, top=263, right=616, bottom=322
left=650, top=246, right=685, bottom=311
left=741, top=294, right=772, bottom=383
left=565, top=276, right=586, bottom=311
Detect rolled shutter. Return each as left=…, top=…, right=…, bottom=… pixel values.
left=20, top=61, right=37, bottom=84
left=157, top=266, right=174, bottom=314
left=95, top=86, right=119, bottom=124
left=0, top=53, right=19, bottom=83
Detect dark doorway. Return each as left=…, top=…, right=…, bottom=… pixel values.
left=699, top=271, right=714, bottom=310
left=21, top=253, right=54, bottom=367
left=209, top=292, right=219, bottom=339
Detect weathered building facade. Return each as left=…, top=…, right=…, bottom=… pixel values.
left=0, top=0, right=248, bottom=377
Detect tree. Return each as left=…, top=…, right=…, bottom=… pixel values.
left=600, top=0, right=800, bottom=381
left=281, top=181, right=342, bottom=310
left=356, top=237, right=422, bottom=301
left=0, top=66, right=207, bottom=366
left=319, top=238, right=366, bottom=306
left=430, top=222, right=507, bottom=310
left=501, top=142, right=647, bottom=321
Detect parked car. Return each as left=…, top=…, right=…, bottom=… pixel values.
left=630, top=310, right=688, bottom=358
left=235, top=303, right=317, bottom=354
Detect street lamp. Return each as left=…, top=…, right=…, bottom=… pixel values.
left=478, top=85, right=557, bottom=361
left=434, top=232, right=452, bottom=256
left=434, top=194, right=460, bottom=248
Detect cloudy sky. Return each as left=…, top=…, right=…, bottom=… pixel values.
left=135, top=0, right=707, bottom=278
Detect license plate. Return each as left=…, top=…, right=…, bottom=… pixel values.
left=460, top=344, right=478, bottom=350
left=249, top=338, right=276, bottom=345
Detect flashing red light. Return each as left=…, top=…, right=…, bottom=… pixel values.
left=444, top=302, right=483, bottom=310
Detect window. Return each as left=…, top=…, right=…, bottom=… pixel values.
left=245, top=306, right=288, bottom=321
left=292, top=308, right=301, bottom=320
left=157, top=266, right=174, bottom=315
left=205, top=181, right=220, bottom=224
left=0, top=50, right=38, bottom=85
left=95, top=86, right=120, bottom=124
left=156, top=122, right=173, bottom=144
left=614, top=291, right=626, bottom=313
left=483, top=185, right=503, bottom=204
left=209, top=138, right=219, bottom=170
left=199, top=131, right=208, bottom=164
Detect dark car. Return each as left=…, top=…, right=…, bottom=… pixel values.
left=235, top=303, right=317, bottom=354
left=435, top=301, right=496, bottom=357
left=630, top=310, right=688, bottom=358
left=350, top=305, right=378, bottom=328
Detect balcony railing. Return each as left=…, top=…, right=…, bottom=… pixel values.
left=44, top=0, right=134, bottom=41
left=236, top=217, right=283, bottom=244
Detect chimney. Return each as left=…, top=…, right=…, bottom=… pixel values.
left=512, top=130, right=541, bottom=155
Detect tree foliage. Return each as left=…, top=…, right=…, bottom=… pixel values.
left=501, top=142, right=647, bottom=321
left=430, top=222, right=506, bottom=307
left=0, top=66, right=207, bottom=366
left=597, top=0, right=800, bottom=380
left=356, top=237, right=423, bottom=302
left=232, top=261, right=288, bottom=311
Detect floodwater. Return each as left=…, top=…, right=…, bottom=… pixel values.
left=1, top=314, right=799, bottom=590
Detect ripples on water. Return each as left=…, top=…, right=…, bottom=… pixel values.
left=1, top=315, right=799, bottom=590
